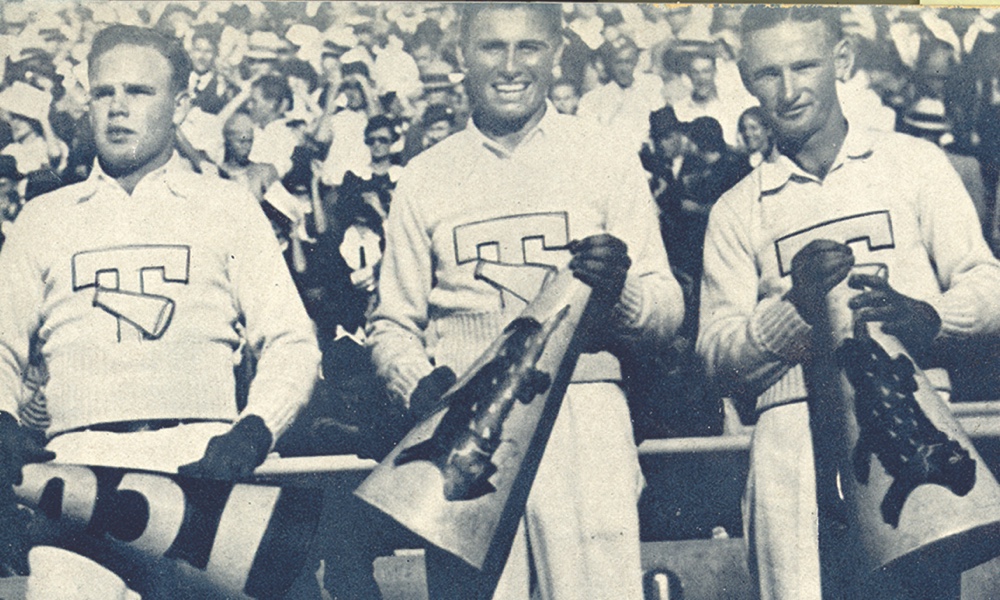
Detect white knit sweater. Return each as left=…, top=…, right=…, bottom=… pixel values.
left=368, top=108, right=685, bottom=404
left=698, top=127, right=1000, bottom=413
left=0, top=156, right=320, bottom=437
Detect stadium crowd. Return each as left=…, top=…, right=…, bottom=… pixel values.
left=2, top=0, right=1000, bottom=463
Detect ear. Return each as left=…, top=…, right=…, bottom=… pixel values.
left=172, top=90, right=191, bottom=127
left=832, top=37, right=854, bottom=83
left=737, top=60, right=752, bottom=94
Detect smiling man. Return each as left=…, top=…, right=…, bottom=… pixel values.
left=368, top=4, right=683, bottom=599
left=0, top=25, right=319, bottom=596
left=697, top=7, right=1000, bottom=599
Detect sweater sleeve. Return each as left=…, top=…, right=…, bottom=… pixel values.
left=0, top=211, right=44, bottom=418
left=915, top=145, right=1000, bottom=339
left=229, top=189, right=320, bottom=442
left=696, top=195, right=814, bottom=401
left=366, top=173, right=435, bottom=405
left=604, top=149, right=685, bottom=345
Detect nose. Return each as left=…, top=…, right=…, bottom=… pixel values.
left=109, top=88, right=128, bottom=116
left=780, top=69, right=798, bottom=104
left=501, top=47, right=519, bottom=76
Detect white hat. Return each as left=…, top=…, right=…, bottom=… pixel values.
left=245, top=30, right=283, bottom=60
left=902, top=97, right=950, bottom=133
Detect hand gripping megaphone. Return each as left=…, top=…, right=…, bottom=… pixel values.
left=804, top=264, right=1000, bottom=597
left=355, top=268, right=593, bottom=596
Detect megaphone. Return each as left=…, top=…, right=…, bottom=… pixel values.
left=804, top=264, right=1000, bottom=596
left=13, top=463, right=321, bottom=599
left=355, top=268, right=592, bottom=596
left=93, top=288, right=175, bottom=339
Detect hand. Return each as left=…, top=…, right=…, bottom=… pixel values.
left=568, top=234, right=631, bottom=302
left=783, top=239, right=855, bottom=325
left=350, top=265, right=376, bottom=292
left=0, top=411, right=55, bottom=487
left=848, top=273, right=941, bottom=351
left=177, top=416, right=273, bottom=481
left=409, top=366, right=456, bottom=423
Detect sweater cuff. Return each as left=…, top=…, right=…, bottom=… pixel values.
left=612, top=275, right=644, bottom=329
left=386, top=360, right=434, bottom=408
left=930, top=290, right=979, bottom=338
left=750, top=296, right=813, bottom=363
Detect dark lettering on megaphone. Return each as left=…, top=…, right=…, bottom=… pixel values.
left=838, top=336, right=976, bottom=528
left=395, top=306, right=568, bottom=501
left=14, top=463, right=320, bottom=599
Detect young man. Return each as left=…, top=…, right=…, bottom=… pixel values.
left=368, top=4, right=683, bottom=598
left=0, top=25, right=319, bottom=595
left=697, top=8, right=1000, bottom=599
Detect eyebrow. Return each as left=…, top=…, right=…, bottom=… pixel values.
left=90, top=83, right=158, bottom=97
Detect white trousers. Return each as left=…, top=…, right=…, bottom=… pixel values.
left=744, top=402, right=822, bottom=600
left=492, top=382, right=645, bottom=600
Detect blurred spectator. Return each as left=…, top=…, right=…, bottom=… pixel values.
left=244, top=73, right=299, bottom=177
left=317, top=74, right=377, bottom=187
left=550, top=78, right=581, bottom=115
left=0, top=81, right=67, bottom=176
left=578, top=35, right=664, bottom=151
left=219, top=112, right=279, bottom=202
left=672, top=50, right=748, bottom=148
left=187, top=29, right=236, bottom=115
left=738, top=106, right=777, bottom=167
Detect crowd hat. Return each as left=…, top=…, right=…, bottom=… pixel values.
left=245, top=30, right=283, bottom=60
left=322, top=27, right=357, bottom=57
left=902, top=97, right=950, bottom=133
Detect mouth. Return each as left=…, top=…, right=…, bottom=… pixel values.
left=492, top=81, right=530, bottom=100
left=105, top=125, right=136, bottom=143
left=778, top=103, right=810, bottom=121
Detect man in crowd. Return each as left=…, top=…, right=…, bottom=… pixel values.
left=0, top=25, right=319, bottom=596
left=577, top=34, right=665, bottom=151
left=697, top=7, right=1000, bottom=599
left=368, top=4, right=683, bottom=598
left=187, top=29, right=235, bottom=116
left=672, top=50, right=748, bottom=148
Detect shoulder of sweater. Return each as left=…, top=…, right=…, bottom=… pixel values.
left=14, top=180, right=96, bottom=230
left=397, top=128, right=477, bottom=182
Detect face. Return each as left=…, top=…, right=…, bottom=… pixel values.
left=343, top=85, right=365, bottom=111
left=423, top=119, right=452, bottom=148
left=689, top=56, right=717, bottom=100
left=550, top=83, right=578, bottom=115
left=320, top=55, right=341, bottom=81
left=89, top=45, right=184, bottom=176
left=740, top=20, right=847, bottom=148
left=740, top=114, right=771, bottom=154
left=224, top=115, right=254, bottom=163
left=608, top=47, right=638, bottom=88
left=365, top=126, right=394, bottom=160
left=246, top=87, right=281, bottom=126
left=658, top=131, right=687, bottom=159
left=462, top=7, right=560, bottom=136
left=190, top=37, right=216, bottom=74
left=412, top=44, right=438, bottom=76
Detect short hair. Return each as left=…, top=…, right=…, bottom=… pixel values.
left=459, top=4, right=563, bottom=45
left=365, top=115, right=400, bottom=142
left=739, top=106, right=769, bottom=130
left=686, top=116, right=726, bottom=154
left=190, top=29, right=218, bottom=50
left=88, top=25, right=192, bottom=94
left=739, top=6, right=842, bottom=48
left=253, top=74, right=292, bottom=106
left=280, top=58, right=318, bottom=93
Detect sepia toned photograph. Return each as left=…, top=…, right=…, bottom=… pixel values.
left=1, top=2, right=1000, bottom=598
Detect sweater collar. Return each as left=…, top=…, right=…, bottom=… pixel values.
left=759, top=122, right=874, bottom=195
left=79, top=153, right=188, bottom=202
left=468, top=101, right=559, bottom=159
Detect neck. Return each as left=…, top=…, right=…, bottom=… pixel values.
left=102, top=146, right=173, bottom=195
left=472, top=104, right=546, bottom=153
left=780, top=111, right=848, bottom=179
